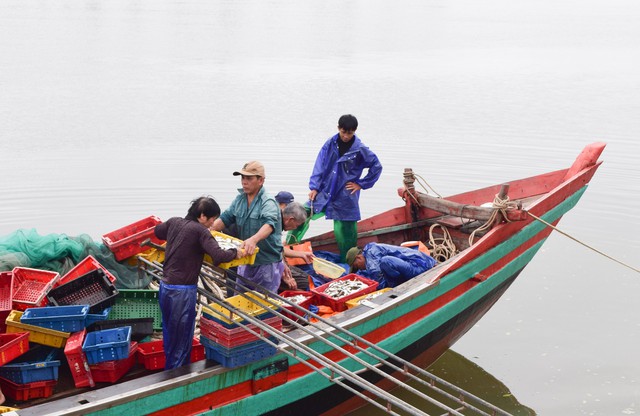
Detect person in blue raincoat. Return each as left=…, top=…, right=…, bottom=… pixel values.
left=287, top=114, right=382, bottom=262
left=345, top=243, right=437, bottom=289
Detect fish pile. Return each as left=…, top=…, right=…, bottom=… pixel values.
left=214, top=235, right=242, bottom=250
left=283, top=294, right=309, bottom=304
left=322, top=279, right=368, bottom=299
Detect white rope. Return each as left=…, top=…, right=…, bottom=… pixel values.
left=527, top=211, right=640, bottom=274
left=429, top=223, right=458, bottom=263
left=468, top=193, right=519, bottom=246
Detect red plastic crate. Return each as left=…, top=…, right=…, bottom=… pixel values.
left=11, top=267, right=60, bottom=311
left=63, top=329, right=95, bottom=388
left=0, top=332, right=30, bottom=366
left=0, top=271, right=13, bottom=311
left=0, top=377, right=56, bottom=401
left=137, top=338, right=204, bottom=371
left=199, top=315, right=282, bottom=349
left=311, top=274, right=379, bottom=312
left=57, top=255, right=117, bottom=287
left=101, top=216, right=164, bottom=261
left=278, top=290, right=315, bottom=321
left=89, top=342, right=138, bottom=383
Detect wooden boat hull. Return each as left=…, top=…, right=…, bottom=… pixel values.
left=14, top=144, right=603, bottom=416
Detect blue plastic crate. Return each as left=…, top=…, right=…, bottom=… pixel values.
left=20, top=305, right=89, bottom=333
left=86, top=307, right=111, bottom=327
left=199, top=335, right=277, bottom=368
left=82, top=326, right=131, bottom=365
left=0, top=345, right=61, bottom=384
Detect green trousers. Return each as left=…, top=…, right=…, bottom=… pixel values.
left=287, top=211, right=357, bottom=263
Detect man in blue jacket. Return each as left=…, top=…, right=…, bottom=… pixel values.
left=345, top=243, right=437, bottom=289
left=288, top=114, right=382, bottom=262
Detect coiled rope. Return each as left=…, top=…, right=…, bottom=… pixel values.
left=468, top=193, right=519, bottom=246
left=526, top=211, right=640, bottom=274
left=429, top=223, right=457, bottom=263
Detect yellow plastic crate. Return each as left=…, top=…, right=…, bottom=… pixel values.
left=5, top=310, right=71, bottom=348
left=202, top=291, right=278, bottom=326
left=134, top=232, right=256, bottom=270
left=208, top=231, right=258, bottom=269
left=345, top=288, right=392, bottom=309
left=0, top=406, right=19, bottom=414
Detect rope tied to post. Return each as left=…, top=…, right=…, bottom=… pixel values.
left=468, top=193, right=519, bottom=246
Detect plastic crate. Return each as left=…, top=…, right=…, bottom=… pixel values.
left=0, top=406, right=19, bottom=413
left=20, top=305, right=89, bottom=333
left=345, top=288, right=392, bottom=309
left=0, top=377, right=56, bottom=401
left=0, top=345, right=61, bottom=384
left=202, top=291, right=278, bottom=329
left=5, top=310, right=70, bottom=348
left=278, top=290, right=315, bottom=320
left=89, top=341, right=138, bottom=383
left=46, top=269, right=118, bottom=313
left=200, top=335, right=277, bottom=368
left=11, top=267, right=60, bottom=311
left=0, top=332, right=30, bottom=366
left=0, top=271, right=13, bottom=311
left=57, top=255, right=117, bottom=287
left=199, top=315, right=282, bottom=349
left=87, top=318, right=153, bottom=342
left=108, top=289, right=162, bottom=330
left=101, top=215, right=164, bottom=261
left=86, top=307, right=111, bottom=327
left=64, top=329, right=94, bottom=388
left=209, top=231, right=258, bottom=269
left=137, top=338, right=204, bottom=371
left=82, top=326, right=131, bottom=365
left=311, top=274, right=379, bottom=312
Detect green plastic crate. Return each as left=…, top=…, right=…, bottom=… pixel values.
left=107, top=289, right=162, bottom=330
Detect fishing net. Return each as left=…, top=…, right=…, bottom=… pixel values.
left=0, top=229, right=150, bottom=289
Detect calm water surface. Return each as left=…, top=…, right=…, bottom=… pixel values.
left=1, top=1, right=639, bottom=414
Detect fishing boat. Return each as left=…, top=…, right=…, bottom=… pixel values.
left=9, top=142, right=605, bottom=416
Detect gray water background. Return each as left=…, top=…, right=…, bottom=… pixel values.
left=1, top=1, right=639, bottom=414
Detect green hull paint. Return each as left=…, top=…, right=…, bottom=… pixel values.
left=60, top=186, right=589, bottom=416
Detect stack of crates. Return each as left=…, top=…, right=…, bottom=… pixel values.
left=199, top=292, right=282, bottom=368
left=0, top=345, right=61, bottom=401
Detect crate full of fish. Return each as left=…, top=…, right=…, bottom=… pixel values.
left=277, top=290, right=316, bottom=320
left=208, top=231, right=258, bottom=269
left=311, top=274, right=379, bottom=312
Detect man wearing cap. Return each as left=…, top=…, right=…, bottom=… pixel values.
left=275, top=191, right=295, bottom=210
left=212, top=161, right=284, bottom=293
left=346, top=243, right=437, bottom=289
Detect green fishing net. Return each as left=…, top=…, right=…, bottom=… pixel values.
left=0, top=229, right=151, bottom=289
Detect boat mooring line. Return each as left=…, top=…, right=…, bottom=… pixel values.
left=196, top=262, right=510, bottom=416
left=526, top=211, right=640, bottom=274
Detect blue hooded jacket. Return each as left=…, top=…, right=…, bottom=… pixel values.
left=358, top=243, right=437, bottom=288
left=309, top=134, right=382, bottom=221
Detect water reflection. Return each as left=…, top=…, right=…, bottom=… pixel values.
left=346, top=349, right=535, bottom=415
